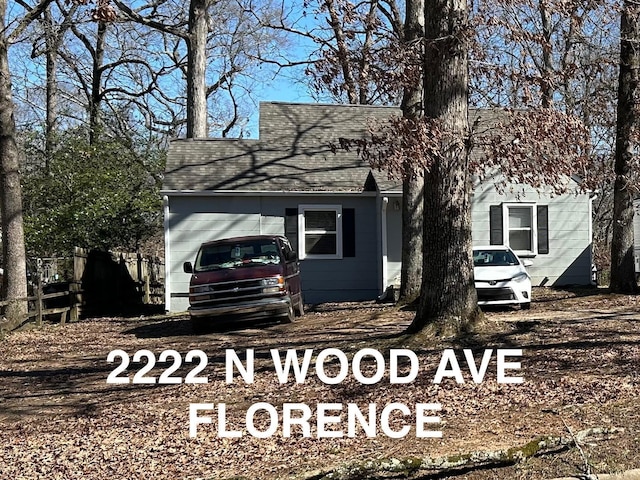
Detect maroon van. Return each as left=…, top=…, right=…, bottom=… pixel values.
left=183, top=235, right=304, bottom=332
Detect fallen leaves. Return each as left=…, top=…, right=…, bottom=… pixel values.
left=0, top=289, right=639, bottom=479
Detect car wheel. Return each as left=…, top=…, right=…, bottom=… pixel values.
left=521, top=302, right=531, bottom=310
left=296, top=296, right=305, bottom=317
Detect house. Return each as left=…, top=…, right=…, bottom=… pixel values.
left=161, top=102, right=594, bottom=312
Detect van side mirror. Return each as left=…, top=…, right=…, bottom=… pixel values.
left=183, top=261, right=193, bottom=273
left=286, top=250, right=298, bottom=262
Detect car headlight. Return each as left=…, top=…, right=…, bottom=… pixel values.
left=512, top=272, right=529, bottom=282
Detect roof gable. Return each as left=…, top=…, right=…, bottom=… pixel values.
left=162, top=102, right=513, bottom=194
left=162, top=102, right=402, bottom=193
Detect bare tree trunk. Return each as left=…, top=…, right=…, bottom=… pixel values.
left=89, top=21, right=106, bottom=144
left=325, top=0, right=359, bottom=104
left=610, top=0, right=640, bottom=294
left=408, top=0, right=481, bottom=336
left=0, top=0, right=28, bottom=323
left=398, top=0, right=424, bottom=304
left=187, top=0, right=209, bottom=138
left=43, top=3, right=78, bottom=162
left=538, top=0, right=553, bottom=108
left=44, top=7, right=58, bottom=165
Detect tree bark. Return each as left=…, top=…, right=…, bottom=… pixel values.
left=408, top=0, right=480, bottom=335
left=0, top=0, right=28, bottom=322
left=89, top=21, right=106, bottom=144
left=44, top=7, right=58, bottom=164
left=610, top=0, right=640, bottom=294
left=187, top=0, right=209, bottom=138
left=398, top=0, right=424, bottom=304
left=538, top=0, right=553, bottom=108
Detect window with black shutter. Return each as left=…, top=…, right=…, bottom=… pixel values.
left=293, top=205, right=356, bottom=260
left=489, top=203, right=549, bottom=255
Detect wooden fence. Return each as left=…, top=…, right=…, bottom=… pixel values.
left=0, top=282, right=80, bottom=327
left=0, top=247, right=164, bottom=330
left=73, top=247, right=164, bottom=316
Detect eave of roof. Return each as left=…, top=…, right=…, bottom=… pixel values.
left=160, top=189, right=382, bottom=197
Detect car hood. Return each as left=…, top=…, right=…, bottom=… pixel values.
left=474, top=265, right=528, bottom=282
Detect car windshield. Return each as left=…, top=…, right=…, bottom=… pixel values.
left=473, top=249, right=518, bottom=267
left=195, top=239, right=281, bottom=271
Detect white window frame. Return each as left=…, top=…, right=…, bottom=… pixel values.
left=502, top=203, right=537, bottom=257
left=298, top=205, right=343, bottom=260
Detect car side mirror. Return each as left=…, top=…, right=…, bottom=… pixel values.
left=523, top=260, right=533, bottom=267
left=183, top=261, right=193, bottom=273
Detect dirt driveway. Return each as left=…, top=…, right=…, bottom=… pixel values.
left=0, top=288, right=639, bottom=480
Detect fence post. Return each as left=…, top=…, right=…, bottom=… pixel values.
left=35, top=278, right=43, bottom=327
left=69, top=282, right=79, bottom=322
left=71, top=247, right=85, bottom=321
left=140, top=254, right=151, bottom=304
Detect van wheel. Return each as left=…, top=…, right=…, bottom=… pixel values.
left=521, top=302, right=531, bottom=310
left=296, top=296, right=305, bottom=317
left=283, top=302, right=295, bottom=323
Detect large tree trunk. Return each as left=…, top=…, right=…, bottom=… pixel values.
left=398, top=0, right=424, bottom=304
left=0, top=0, right=28, bottom=324
left=399, top=176, right=423, bottom=303
left=610, top=0, right=640, bottom=294
left=408, top=0, right=480, bottom=336
left=187, top=0, right=209, bottom=138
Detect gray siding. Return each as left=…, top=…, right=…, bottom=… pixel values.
left=471, top=180, right=592, bottom=286
left=166, top=197, right=264, bottom=311
left=167, top=184, right=593, bottom=312
left=166, top=194, right=380, bottom=311
left=382, top=182, right=593, bottom=290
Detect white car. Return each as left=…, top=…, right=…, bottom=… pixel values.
left=473, top=245, right=532, bottom=310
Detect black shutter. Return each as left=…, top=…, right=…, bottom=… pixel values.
left=342, top=208, right=356, bottom=257
left=489, top=205, right=503, bottom=245
left=537, top=205, right=549, bottom=254
left=285, top=208, right=298, bottom=254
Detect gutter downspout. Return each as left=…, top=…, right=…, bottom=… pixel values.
left=163, top=195, right=171, bottom=312
left=381, top=197, right=389, bottom=296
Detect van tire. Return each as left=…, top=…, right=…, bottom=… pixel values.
left=296, top=296, right=304, bottom=317
left=283, top=302, right=295, bottom=323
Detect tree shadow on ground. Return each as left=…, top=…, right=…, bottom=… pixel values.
left=122, top=315, right=290, bottom=338
left=532, top=286, right=611, bottom=303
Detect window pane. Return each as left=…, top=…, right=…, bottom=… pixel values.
left=509, top=230, right=532, bottom=251
left=509, top=207, right=532, bottom=228
left=305, top=233, right=337, bottom=255
left=305, top=211, right=337, bottom=231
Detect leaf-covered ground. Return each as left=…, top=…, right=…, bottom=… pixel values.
left=1, top=287, right=639, bottom=480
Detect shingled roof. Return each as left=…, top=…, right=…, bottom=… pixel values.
left=162, top=102, right=403, bottom=193
left=161, top=102, right=509, bottom=194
